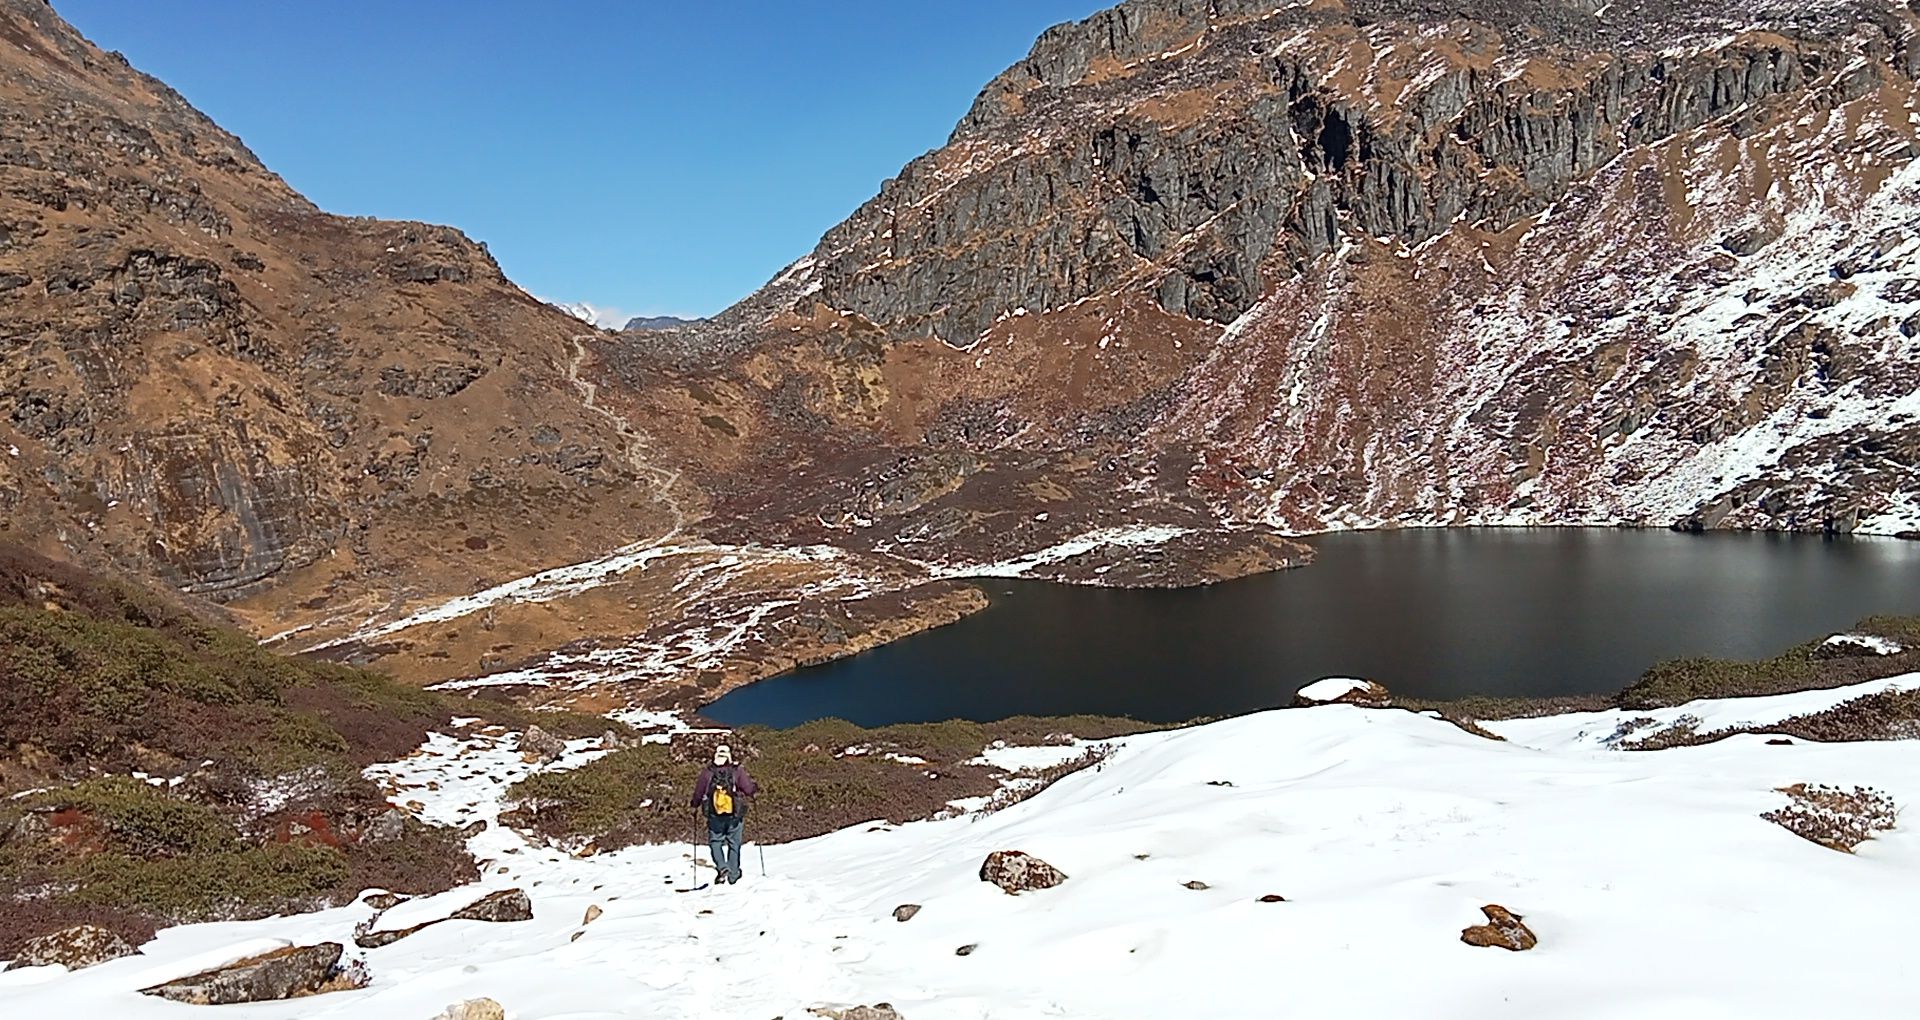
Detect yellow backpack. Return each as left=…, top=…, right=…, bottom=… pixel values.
left=709, top=767, right=737, bottom=817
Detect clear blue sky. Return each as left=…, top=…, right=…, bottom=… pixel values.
left=58, top=1, right=1106, bottom=321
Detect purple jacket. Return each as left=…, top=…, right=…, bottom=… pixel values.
left=690, top=764, right=759, bottom=811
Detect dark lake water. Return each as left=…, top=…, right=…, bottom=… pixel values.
left=702, top=529, right=1920, bottom=728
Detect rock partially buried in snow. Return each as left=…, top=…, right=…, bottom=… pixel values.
left=1460, top=905, right=1537, bottom=951
left=582, top=904, right=604, bottom=926
left=1293, top=677, right=1392, bottom=708
left=357, top=888, right=535, bottom=948
left=519, top=726, right=567, bottom=763
left=979, top=850, right=1068, bottom=894
left=435, top=999, right=507, bottom=1020
left=955, top=944, right=978, bottom=956
left=140, top=942, right=344, bottom=1004
left=811, top=1005, right=905, bottom=1020
left=4, top=924, right=137, bottom=972
left=893, top=903, right=922, bottom=922
left=1257, top=894, right=1288, bottom=903
left=453, top=888, right=534, bottom=923
left=1182, top=880, right=1211, bottom=890
left=362, top=891, right=407, bottom=912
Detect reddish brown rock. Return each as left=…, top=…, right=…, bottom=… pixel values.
left=1460, top=905, right=1537, bottom=951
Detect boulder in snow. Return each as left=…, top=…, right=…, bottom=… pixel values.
left=453, top=888, right=534, bottom=923
left=979, top=850, right=1068, bottom=894
left=435, top=999, right=507, bottom=1020
left=362, top=890, right=407, bottom=912
left=357, top=888, right=534, bottom=948
left=892, top=903, right=921, bottom=922
left=140, top=942, right=344, bottom=1005
left=1292, top=677, right=1392, bottom=708
left=582, top=904, right=604, bottom=926
left=519, top=726, right=567, bottom=763
left=4, top=924, right=137, bottom=972
left=1460, top=905, right=1537, bottom=951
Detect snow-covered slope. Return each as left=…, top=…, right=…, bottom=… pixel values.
left=7, top=681, right=1919, bottom=1018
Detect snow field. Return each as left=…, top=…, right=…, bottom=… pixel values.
left=6, top=683, right=1920, bottom=1017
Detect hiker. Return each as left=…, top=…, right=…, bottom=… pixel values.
left=689, top=743, right=759, bottom=884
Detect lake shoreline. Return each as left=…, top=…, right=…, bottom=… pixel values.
left=702, top=529, right=1920, bottom=728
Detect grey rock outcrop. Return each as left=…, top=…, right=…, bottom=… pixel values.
left=4, top=924, right=136, bottom=972
left=356, top=888, right=534, bottom=948
left=140, top=942, right=343, bottom=1005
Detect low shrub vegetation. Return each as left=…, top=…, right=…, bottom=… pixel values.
left=508, top=717, right=1165, bottom=850
left=1762, top=783, right=1899, bottom=852
left=0, top=545, right=496, bottom=956
left=1618, top=614, right=1919, bottom=710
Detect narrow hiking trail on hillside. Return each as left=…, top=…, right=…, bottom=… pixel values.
left=566, top=332, right=690, bottom=546
left=299, top=338, right=908, bottom=658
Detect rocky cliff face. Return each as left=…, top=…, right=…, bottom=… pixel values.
left=715, top=0, right=1920, bottom=536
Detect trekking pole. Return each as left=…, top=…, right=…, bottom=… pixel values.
left=758, top=842, right=766, bottom=878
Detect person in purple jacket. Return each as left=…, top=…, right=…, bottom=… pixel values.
left=689, top=743, right=759, bottom=884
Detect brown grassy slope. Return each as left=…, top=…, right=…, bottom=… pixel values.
left=0, top=0, right=671, bottom=626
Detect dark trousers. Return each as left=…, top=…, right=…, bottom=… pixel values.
left=707, top=816, right=744, bottom=883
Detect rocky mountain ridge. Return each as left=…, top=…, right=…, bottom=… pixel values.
left=693, top=0, right=1920, bottom=537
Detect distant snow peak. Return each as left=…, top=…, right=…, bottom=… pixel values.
left=545, top=300, right=630, bottom=330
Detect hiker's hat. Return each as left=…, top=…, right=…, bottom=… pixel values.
left=713, top=744, right=732, bottom=765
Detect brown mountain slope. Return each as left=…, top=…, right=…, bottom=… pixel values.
left=0, top=0, right=681, bottom=610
